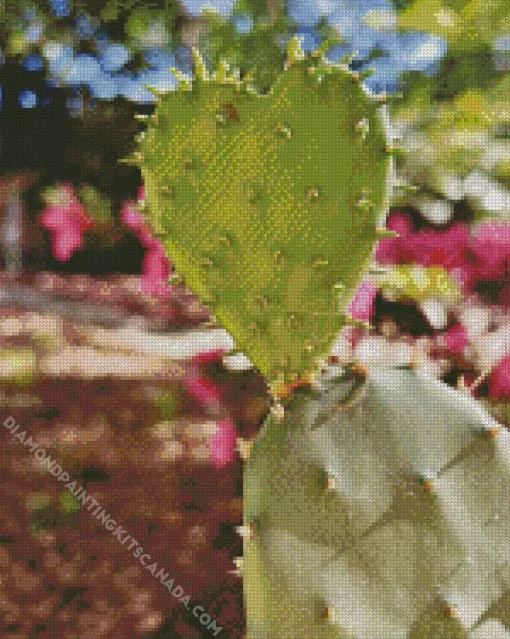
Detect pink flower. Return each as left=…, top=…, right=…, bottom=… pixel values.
left=488, top=355, right=510, bottom=400
left=121, top=188, right=173, bottom=301
left=120, top=202, right=145, bottom=231
left=442, top=324, right=470, bottom=357
left=121, top=203, right=155, bottom=247
left=192, top=349, right=226, bottom=366
left=408, top=223, right=471, bottom=270
left=376, top=214, right=474, bottom=291
left=184, top=351, right=238, bottom=468
left=39, top=183, right=92, bottom=261
left=40, top=205, right=69, bottom=229
left=52, top=227, right=84, bottom=262
left=348, top=280, right=377, bottom=323
left=375, top=212, right=414, bottom=264
left=121, top=189, right=147, bottom=230
left=376, top=213, right=471, bottom=273
left=184, top=350, right=227, bottom=406
left=210, top=418, right=238, bottom=468
left=140, top=242, right=172, bottom=301
left=185, top=375, right=222, bottom=405
left=472, top=223, right=510, bottom=282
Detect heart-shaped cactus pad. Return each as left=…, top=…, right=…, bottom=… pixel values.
left=134, top=40, right=392, bottom=388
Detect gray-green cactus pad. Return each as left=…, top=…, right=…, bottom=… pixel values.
left=244, top=366, right=510, bottom=638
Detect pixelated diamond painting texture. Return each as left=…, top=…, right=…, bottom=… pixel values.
left=0, top=0, right=508, bottom=637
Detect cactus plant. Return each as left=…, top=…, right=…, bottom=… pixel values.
left=130, top=37, right=510, bottom=638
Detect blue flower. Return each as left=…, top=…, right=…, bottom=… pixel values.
left=321, top=2, right=448, bottom=92
left=49, top=0, right=70, bottom=18
left=25, top=21, right=44, bottom=43
left=23, top=54, right=44, bottom=72
left=75, top=14, right=96, bottom=38
left=99, top=43, right=131, bottom=72
left=232, top=15, right=253, bottom=34
left=115, top=74, right=153, bottom=104
left=44, top=43, right=74, bottom=79
left=363, top=57, right=402, bottom=93
left=144, top=47, right=176, bottom=70
left=400, top=33, right=448, bottom=72
left=19, top=90, right=37, bottom=108
left=89, top=73, right=118, bottom=100
left=140, top=68, right=178, bottom=95
left=180, top=0, right=236, bottom=18
left=287, top=0, right=337, bottom=28
left=67, top=54, right=102, bottom=85
left=295, top=27, right=322, bottom=52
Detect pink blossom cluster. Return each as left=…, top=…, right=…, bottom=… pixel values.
left=376, top=212, right=510, bottom=296
left=40, top=184, right=175, bottom=303
left=347, top=212, right=510, bottom=400
left=184, top=349, right=238, bottom=469
left=490, top=355, right=510, bottom=400
left=121, top=187, right=174, bottom=301
left=39, top=184, right=93, bottom=261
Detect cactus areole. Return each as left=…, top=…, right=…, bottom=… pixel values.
left=131, top=39, right=510, bottom=639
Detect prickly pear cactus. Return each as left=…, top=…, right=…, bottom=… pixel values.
left=129, top=36, right=510, bottom=639
left=244, top=364, right=510, bottom=639
left=134, top=40, right=392, bottom=387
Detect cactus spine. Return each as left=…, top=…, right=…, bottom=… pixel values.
left=130, top=37, right=509, bottom=638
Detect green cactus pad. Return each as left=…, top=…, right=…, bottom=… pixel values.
left=244, top=365, right=510, bottom=638
left=136, top=41, right=391, bottom=386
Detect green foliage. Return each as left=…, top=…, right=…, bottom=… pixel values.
left=236, top=0, right=285, bottom=18
left=58, top=491, right=81, bottom=514
left=0, top=349, right=37, bottom=386
left=125, top=3, right=181, bottom=51
left=26, top=492, right=52, bottom=511
left=78, top=185, right=114, bottom=223
left=393, top=68, right=509, bottom=219
left=244, top=365, right=508, bottom=637
left=381, top=265, right=462, bottom=303
left=196, top=10, right=294, bottom=92
left=396, top=0, right=508, bottom=110
left=135, top=40, right=391, bottom=388
left=30, top=497, right=81, bottom=534
left=155, top=388, right=182, bottom=419
left=28, top=491, right=81, bottom=535
left=398, top=0, right=509, bottom=49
